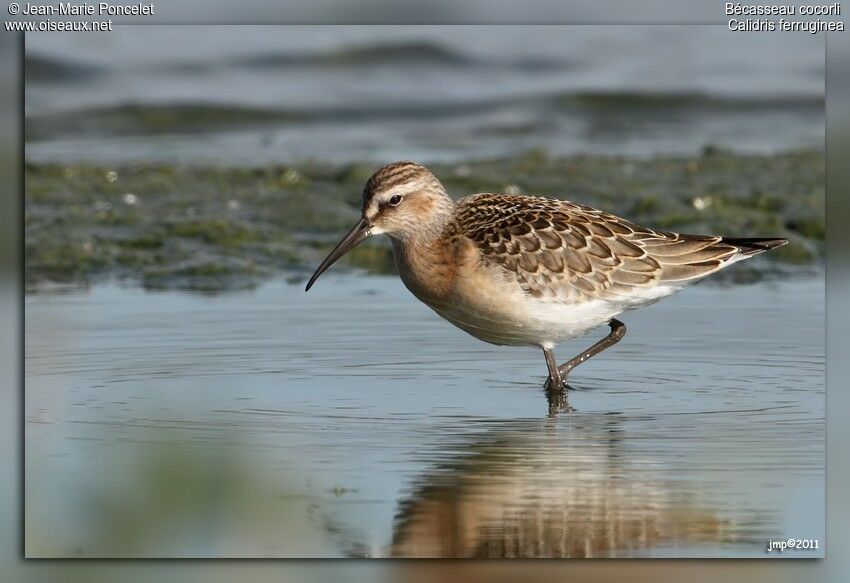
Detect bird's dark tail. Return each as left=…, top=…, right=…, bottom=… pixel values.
left=656, top=235, right=788, bottom=282
left=721, top=237, right=789, bottom=258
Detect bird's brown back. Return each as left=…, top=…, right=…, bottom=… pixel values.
left=449, top=193, right=779, bottom=303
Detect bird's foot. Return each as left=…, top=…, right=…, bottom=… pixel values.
left=543, top=375, right=569, bottom=393
left=543, top=376, right=574, bottom=414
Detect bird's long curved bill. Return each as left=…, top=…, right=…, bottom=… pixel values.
left=305, top=218, right=371, bottom=291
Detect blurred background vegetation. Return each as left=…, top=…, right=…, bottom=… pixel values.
left=25, top=149, right=823, bottom=292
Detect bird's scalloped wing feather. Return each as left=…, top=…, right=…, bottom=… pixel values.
left=453, top=193, right=750, bottom=304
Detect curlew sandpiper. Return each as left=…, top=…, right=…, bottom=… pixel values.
left=305, top=162, right=787, bottom=408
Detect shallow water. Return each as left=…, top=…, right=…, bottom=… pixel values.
left=25, top=26, right=824, bottom=164
left=25, top=274, right=824, bottom=557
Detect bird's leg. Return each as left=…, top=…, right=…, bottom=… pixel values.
left=543, top=347, right=562, bottom=392
left=542, top=347, right=572, bottom=413
left=558, top=318, right=627, bottom=378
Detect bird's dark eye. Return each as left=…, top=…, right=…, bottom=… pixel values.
left=388, top=194, right=403, bottom=207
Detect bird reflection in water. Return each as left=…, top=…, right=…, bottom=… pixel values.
left=383, top=417, right=766, bottom=558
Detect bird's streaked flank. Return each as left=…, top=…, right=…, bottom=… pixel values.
left=305, top=162, right=787, bottom=408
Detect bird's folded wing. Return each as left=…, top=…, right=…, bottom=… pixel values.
left=455, top=194, right=744, bottom=303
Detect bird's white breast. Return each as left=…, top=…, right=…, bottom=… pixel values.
left=423, top=269, right=683, bottom=349
left=393, top=232, right=683, bottom=349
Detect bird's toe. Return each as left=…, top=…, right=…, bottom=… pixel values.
left=543, top=375, right=569, bottom=392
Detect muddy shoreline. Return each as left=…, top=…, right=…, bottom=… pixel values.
left=25, top=149, right=824, bottom=292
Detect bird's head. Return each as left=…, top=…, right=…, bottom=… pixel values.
left=305, top=162, right=453, bottom=291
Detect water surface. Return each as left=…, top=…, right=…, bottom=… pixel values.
left=25, top=274, right=824, bottom=557
left=25, top=26, right=824, bottom=164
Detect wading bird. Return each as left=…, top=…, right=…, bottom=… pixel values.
left=305, top=162, right=786, bottom=409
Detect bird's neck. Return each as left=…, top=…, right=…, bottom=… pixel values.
left=391, top=205, right=458, bottom=303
